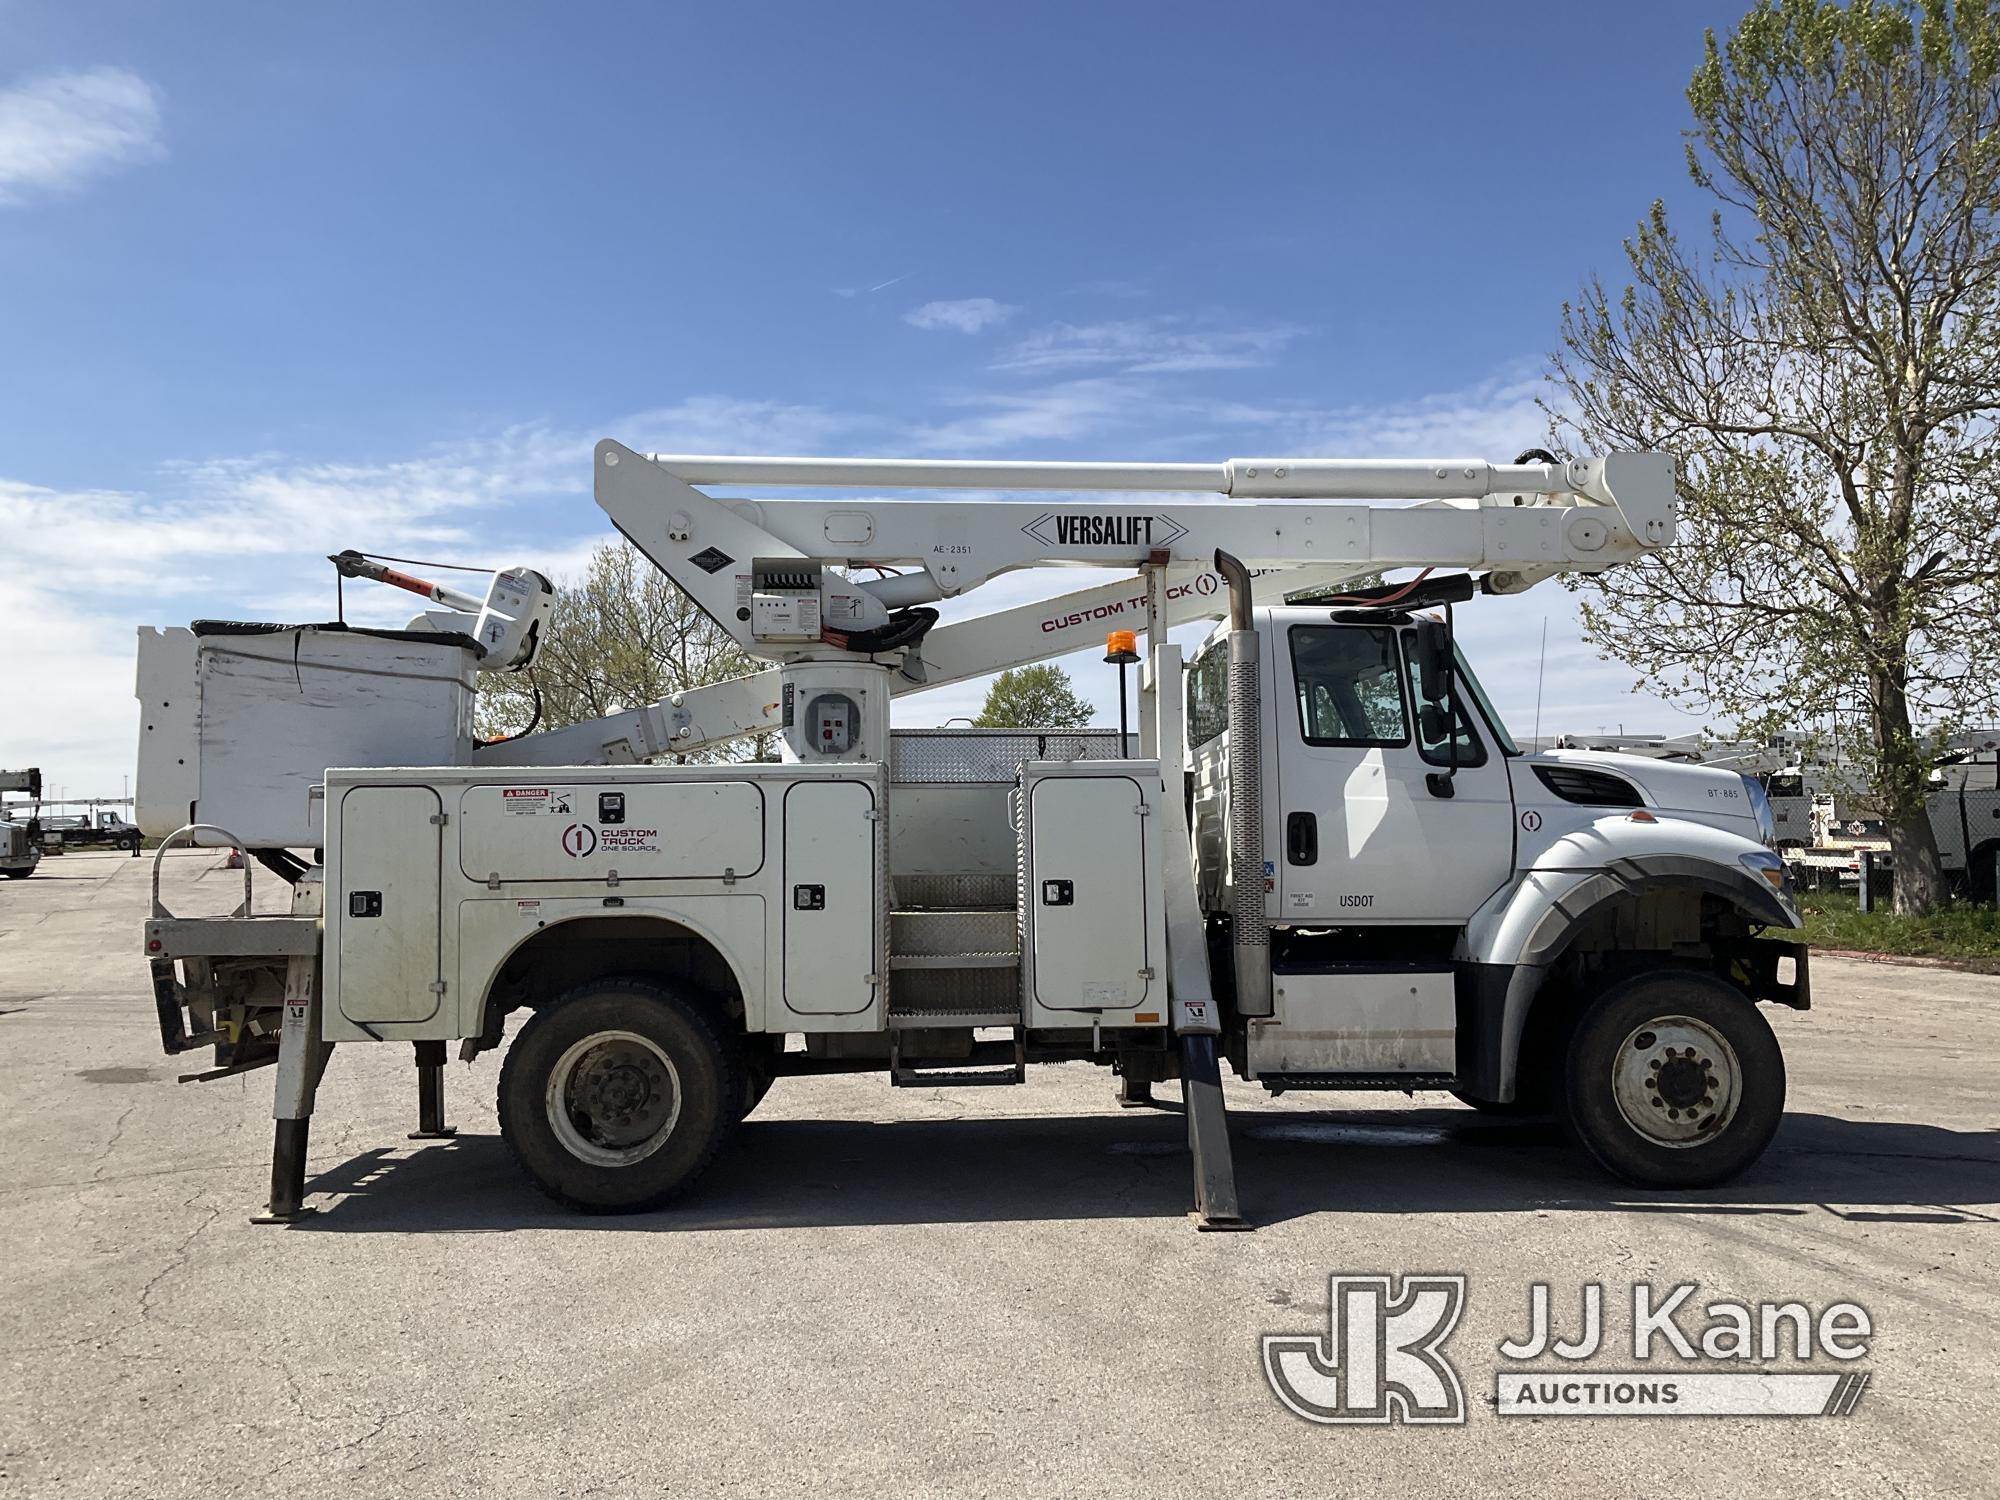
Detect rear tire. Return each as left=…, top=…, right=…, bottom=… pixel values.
left=1564, top=969, right=1784, bottom=1188
left=2, top=868, right=31, bottom=880
left=498, top=975, right=740, bottom=1213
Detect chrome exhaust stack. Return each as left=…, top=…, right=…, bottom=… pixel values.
left=1213, top=549, right=1272, bottom=1019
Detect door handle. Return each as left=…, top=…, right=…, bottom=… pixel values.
left=1286, top=811, right=1317, bottom=866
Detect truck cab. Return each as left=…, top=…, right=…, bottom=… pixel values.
left=1189, top=606, right=1806, bottom=1185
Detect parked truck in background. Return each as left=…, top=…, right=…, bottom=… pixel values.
left=2, top=769, right=43, bottom=880
left=133, top=442, right=1808, bottom=1226
left=38, top=808, right=144, bottom=855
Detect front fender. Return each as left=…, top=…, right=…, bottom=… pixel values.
left=1457, top=818, right=1802, bottom=1101
left=1466, top=816, right=1799, bottom=968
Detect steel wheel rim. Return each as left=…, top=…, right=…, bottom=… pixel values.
left=546, top=1030, right=682, bottom=1168
left=1609, top=1013, right=1742, bottom=1149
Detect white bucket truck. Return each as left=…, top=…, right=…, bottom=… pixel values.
left=135, top=443, right=1806, bottom=1226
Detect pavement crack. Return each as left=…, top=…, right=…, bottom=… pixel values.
left=135, top=1193, right=223, bottom=1333
left=91, top=1102, right=138, bottom=1182
left=255, top=1409, right=411, bottom=1483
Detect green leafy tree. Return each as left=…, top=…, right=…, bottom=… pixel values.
left=1550, top=0, right=2000, bottom=913
left=478, top=540, right=772, bottom=760
left=971, top=664, right=1096, bottom=729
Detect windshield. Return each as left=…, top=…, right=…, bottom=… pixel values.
left=1454, top=649, right=1520, bottom=756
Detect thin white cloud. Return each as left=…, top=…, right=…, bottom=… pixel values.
left=1281, top=370, right=1552, bottom=457
left=905, top=297, right=1018, bottom=335
left=994, top=316, right=1304, bottom=375
left=0, top=66, right=163, bottom=205
left=904, top=378, right=1146, bottom=452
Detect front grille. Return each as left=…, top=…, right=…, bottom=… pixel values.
left=1533, top=764, right=1643, bottom=807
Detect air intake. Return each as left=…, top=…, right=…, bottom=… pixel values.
left=1534, top=765, right=1644, bottom=807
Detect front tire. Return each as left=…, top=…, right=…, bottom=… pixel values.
left=1564, top=969, right=1784, bottom=1188
left=498, top=976, right=741, bottom=1213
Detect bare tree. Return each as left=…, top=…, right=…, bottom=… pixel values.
left=1552, top=0, right=2000, bottom=912
left=479, top=540, right=772, bottom=760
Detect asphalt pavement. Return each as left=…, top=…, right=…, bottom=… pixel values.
left=2, top=849, right=1996, bottom=1497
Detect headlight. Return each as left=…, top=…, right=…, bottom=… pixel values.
left=1739, top=848, right=1791, bottom=896
left=1742, top=774, right=1777, bottom=849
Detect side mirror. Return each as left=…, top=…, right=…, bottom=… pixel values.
left=1419, top=703, right=1451, bottom=745
left=1414, top=619, right=1452, bottom=702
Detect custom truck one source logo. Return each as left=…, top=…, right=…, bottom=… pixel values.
left=1264, top=1276, right=1873, bottom=1424
left=560, top=823, right=598, bottom=858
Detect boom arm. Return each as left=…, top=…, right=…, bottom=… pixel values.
left=594, top=441, right=1673, bottom=661
left=481, top=441, right=1673, bottom=765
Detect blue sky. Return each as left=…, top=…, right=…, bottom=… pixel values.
left=1, top=1, right=1750, bottom=797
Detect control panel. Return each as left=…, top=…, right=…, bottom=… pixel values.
left=805, top=693, right=856, bottom=755
left=751, top=590, right=822, bottom=642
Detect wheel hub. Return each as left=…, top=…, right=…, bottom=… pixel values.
left=1610, top=1016, right=1742, bottom=1148
left=546, top=1031, right=683, bottom=1167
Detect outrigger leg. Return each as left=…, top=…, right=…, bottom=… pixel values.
left=408, top=1040, right=456, bottom=1139
left=252, top=953, right=333, bottom=1223
left=1180, top=1032, right=1249, bottom=1230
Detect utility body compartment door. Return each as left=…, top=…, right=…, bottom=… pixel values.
left=331, top=784, right=443, bottom=1026
left=781, top=779, right=880, bottom=1018
left=456, top=780, right=764, bottom=883
left=1021, top=765, right=1164, bottom=1025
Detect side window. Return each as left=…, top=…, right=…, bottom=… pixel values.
left=1288, top=627, right=1409, bottom=746
left=1186, top=640, right=1229, bottom=748
left=1402, top=630, right=1488, bottom=768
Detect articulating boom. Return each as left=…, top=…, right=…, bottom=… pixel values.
left=478, top=444, right=1674, bottom=765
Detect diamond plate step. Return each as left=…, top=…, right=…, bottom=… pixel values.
left=891, top=908, right=1018, bottom=957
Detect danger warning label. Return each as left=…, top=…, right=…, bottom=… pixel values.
left=503, top=787, right=574, bottom=816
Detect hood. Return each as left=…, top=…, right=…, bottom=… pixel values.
left=1524, top=749, right=1763, bottom=829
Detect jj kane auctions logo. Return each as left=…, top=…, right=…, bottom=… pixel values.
left=1264, top=1275, right=1873, bottom=1423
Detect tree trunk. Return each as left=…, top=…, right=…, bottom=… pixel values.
left=1870, top=665, right=1945, bottom=916
left=1886, top=805, right=1944, bottom=917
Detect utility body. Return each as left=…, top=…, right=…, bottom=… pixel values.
left=135, top=442, right=1807, bottom=1224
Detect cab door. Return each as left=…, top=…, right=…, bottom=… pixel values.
left=1273, top=621, right=1514, bottom=925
